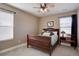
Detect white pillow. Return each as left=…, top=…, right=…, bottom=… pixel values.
left=42, top=32, right=50, bottom=36
left=51, top=34, right=58, bottom=45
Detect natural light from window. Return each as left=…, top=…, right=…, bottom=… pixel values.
left=60, top=16, right=72, bottom=37
left=0, top=10, right=14, bottom=41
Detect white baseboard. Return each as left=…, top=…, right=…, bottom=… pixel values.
left=0, top=43, right=27, bottom=54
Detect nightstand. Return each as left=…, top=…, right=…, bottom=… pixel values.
left=60, top=36, right=76, bottom=48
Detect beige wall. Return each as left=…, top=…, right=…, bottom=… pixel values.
left=0, top=3, right=39, bottom=50
left=38, top=11, right=77, bottom=34
left=38, top=16, right=59, bottom=34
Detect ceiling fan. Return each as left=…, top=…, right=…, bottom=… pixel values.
left=33, top=3, right=55, bottom=13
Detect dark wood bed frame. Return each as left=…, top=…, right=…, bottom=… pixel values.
left=27, top=28, right=59, bottom=56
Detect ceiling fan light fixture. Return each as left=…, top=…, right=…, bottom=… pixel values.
left=40, top=8, right=44, bottom=12
left=44, top=8, right=47, bottom=12
left=33, top=3, right=54, bottom=13
left=40, top=8, right=48, bottom=13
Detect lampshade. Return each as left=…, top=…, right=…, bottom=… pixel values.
left=61, top=31, right=65, bottom=34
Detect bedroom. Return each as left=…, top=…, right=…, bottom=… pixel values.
left=0, top=3, right=79, bottom=56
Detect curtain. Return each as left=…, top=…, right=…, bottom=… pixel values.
left=71, top=14, right=77, bottom=47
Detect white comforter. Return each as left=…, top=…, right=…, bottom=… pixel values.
left=38, top=33, right=58, bottom=46
left=51, top=34, right=58, bottom=46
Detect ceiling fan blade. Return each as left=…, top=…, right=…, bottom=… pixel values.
left=33, top=7, right=40, bottom=8
left=46, top=3, right=55, bottom=8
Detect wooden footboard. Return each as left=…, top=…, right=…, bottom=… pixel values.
left=27, top=34, right=56, bottom=56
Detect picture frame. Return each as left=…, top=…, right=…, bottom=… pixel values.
left=47, top=21, right=54, bottom=27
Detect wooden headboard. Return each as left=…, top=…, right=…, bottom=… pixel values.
left=43, top=28, right=59, bottom=35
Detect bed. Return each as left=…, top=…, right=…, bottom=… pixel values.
left=27, top=28, right=59, bottom=56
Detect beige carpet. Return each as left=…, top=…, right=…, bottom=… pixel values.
left=0, top=45, right=79, bottom=56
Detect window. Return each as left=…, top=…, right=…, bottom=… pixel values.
left=59, top=16, right=72, bottom=37
left=0, top=10, right=14, bottom=41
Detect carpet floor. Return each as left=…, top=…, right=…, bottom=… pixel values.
left=0, top=45, right=79, bottom=56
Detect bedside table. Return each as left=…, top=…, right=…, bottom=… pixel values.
left=60, top=36, right=76, bottom=48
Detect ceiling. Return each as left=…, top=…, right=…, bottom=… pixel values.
left=8, top=3, right=79, bottom=17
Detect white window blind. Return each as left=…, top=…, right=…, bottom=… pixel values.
left=60, top=16, right=72, bottom=37
left=0, top=10, right=14, bottom=41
